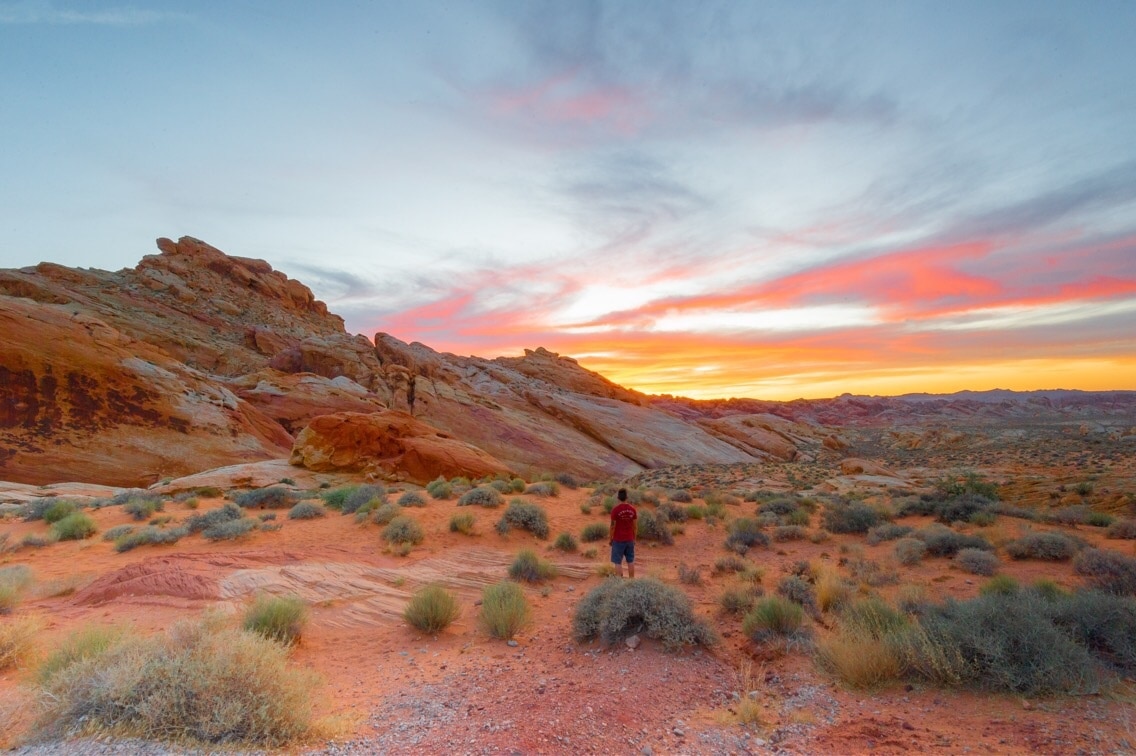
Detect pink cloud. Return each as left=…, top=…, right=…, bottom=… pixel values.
left=482, top=70, right=649, bottom=137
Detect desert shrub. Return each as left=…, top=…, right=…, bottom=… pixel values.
left=382, top=515, right=424, bottom=546
left=724, top=518, right=768, bottom=554
left=602, top=496, right=617, bottom=514
left=669, top=489, right=693, bottom=503
left=718, top=585, right=761, bottom=614
left=243, top=594, right=307, bottom=645
left=914, top=524, right=993, bottom=557
left=636, top=510, right=673, bottom=545
left=186, top=503, right=243, bottom=533
left=508, top=549, right=557, bottom=583
left=1048, top=590, right=1136, bottom=673
left=115, top=525, right=189, bottom=551
left=1073, top=481, right=1094, bottom=496
left=425, top=477, right=453, bottom=500
left=201, top=518, right=255, bottom=541
left=685, top=505, right=705, bottom=520
left=123, top=495, right=164, bottom=521
left=1085, top=512, right=1115, bottom=528
left=980, top=574, right=1020, bottom=596
left=339, top=485, right=384, bottom=514
left=233, top=488, right=295, bottom=510
left=458, top=486, right=503, bottom=508
left=554, top=472, right=580, bottom=489
left=403, top=585, right=461, bottom=633
left=842, top=597, right=909, bottom=637
left=102, top=524, right=134, bottom=541
left=480, top=581, right=530, bottom=639
left=772, top=525, right=808, bottom=542
left=822, top=500, right=883, bottom=534
left=894, top=537, right=927, bottom=566
left=713, top=554, right=750, bottom=575
left=955, top=548, right=999, bottom=576
left=816, top=571, right=854, bottom=612
left=21, top=498, right=57, bottom=521
left=743, top=597, right=805, bottom=641
left=490, top=479, right=512, bottom=493
left=1049, top=505, right=1091, bottom=526
left=22, top=533, right=58, bottom=548
left=908, top=590, right=1098, bottom=694
left=678, top=563, right=702, bottom=586
left=935, top=472, right=1000, bottom=500
left=497, top=500, right=550, bottom=539
left=866, top=523, right=914, bottom=545
left=573, top=577, right=715, bottom=649
left=1107, top=519, right=1136, bottom=539
left=756, top=496, right=797, bottom=517
left=524, top=481, right=560, bottom=497
left=1033, top=578, right=1069, bottom=600
left=553, top=532, right=578, bottom=552
left=371, top=502, right=401, bottom=525
left=52, top=512, right=97, bottom=541
left=396, top=490, right=427, bottom=508
left=1074, top=548, right=1136, bottom=596
left=777, top=575, right=818, bottom=616
left=0, top=565, right=34, bottom=615
left=449, top=512, right=476, bottom=535
left=33, top=619, right=316, bottom=746
left=1006, top=531, right=1078, bottom=561
left=969, top=511, right=997, bottom=527
left=581, top=522, right=608, bottom=543
left=42, top=499, right=79, bottom=524
left=288, top=501, right=325, bottom=520
left=0, top=613, right=41, bottom=671
left=936, top=493, right=996, bottom=524
left=816, top=598, right=907, bottom=689
left=656, top=502, right=688, bottom=523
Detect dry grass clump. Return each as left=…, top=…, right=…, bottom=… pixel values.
left=1005, top=531, right=1079, bottom=561
left=524, top=481, right=560, bottom=497
left=718, top=584, right=762, bottom=615
left=242, top=594, right=308, bottom=645
left=815, top=569, right=855, bottom=613
left=508, top=549, right=558, bottom=583
left=573, top=577, right=715, bottom=649
left=0, top=613, right=43, bottom=671
left=449, top=512, right=476, bottom=535
left=0, top=565, right=34, bottom=614
left=678, top=563, right=703, bottom=585
left=553, top=532, right=578, bottom=552
left=479, top=581, right=530, bottom=640
left=816, top=598, right=908, bottom=689
left=32, top=618, right=315, bottom=746
left=955, top=547, right=999, bottom=575
left=581, top=522, right=609, bottom=542
left=742, top=596, right=805, bottom=642
left=403, top=585, right=461, bottom=633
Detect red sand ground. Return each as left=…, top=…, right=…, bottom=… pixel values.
left=1, top=484, right=1135, bottom=754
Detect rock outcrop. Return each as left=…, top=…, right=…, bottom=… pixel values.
left=290, top=411, right=510, bottom=484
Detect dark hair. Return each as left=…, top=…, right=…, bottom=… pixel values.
left=617, top=488, right=628, bottom=501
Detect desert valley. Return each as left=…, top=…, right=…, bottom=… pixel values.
left=1, top=237, right=1135, bottom=755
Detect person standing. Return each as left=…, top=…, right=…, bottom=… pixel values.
left=609, top=488, right=638, bottom=578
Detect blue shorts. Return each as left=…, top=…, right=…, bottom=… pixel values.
left=610, top=540, right=635, bottom=564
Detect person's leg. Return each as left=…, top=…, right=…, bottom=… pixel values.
left=610, top=541, right=625, bottom=577
left=626, top=542, right=635, bottom=578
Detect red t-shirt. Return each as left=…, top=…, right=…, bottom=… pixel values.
left=610, top=502, right=638, bottom=542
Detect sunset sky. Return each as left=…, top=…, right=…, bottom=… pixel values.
left=2, top=1, right=1134, bottom=399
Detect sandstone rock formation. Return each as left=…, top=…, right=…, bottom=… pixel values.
left=290, top=411, right=510, bottom=484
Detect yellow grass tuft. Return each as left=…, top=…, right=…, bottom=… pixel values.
left=0, top=613, right=44, bottom=671
left=815, top=634, right=902, bottom=689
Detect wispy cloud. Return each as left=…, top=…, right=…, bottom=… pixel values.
left=0, top=1, right=187, bottom=25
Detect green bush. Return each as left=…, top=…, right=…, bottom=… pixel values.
left=553, top=533, right=578, bottom=552
left=955, top=548, right=999, bottom=576
left=636, top=510, right=673, bottom=545
left=243, top=594, right=308, bottom=645
left=685, top=505, right=705, bottom=520
left=426, top=477, right=453, bottom=500
left=449, top=512, right=476, bottom=535
left=718, top=585, right=760, bottom=614
left=1005, top=531, right=1078, bottom=561
left=186, top=503, right=243, bottom=533
left=480, top=581, right=530, bottom=639
left=382, top=515, right=424, bottom=546
left=396, top=491, right=427, bottom=508
left=33, top=619, right=315, bottom=746
left=52, top=512, right=97, bottom=541
left=403, top=585, right=461, bottom=633
left=233, top=488, right=295, bottom=510
left=123, top=495, right=164, bottom=521
left=822, top=500, right=883, bottom=534
left=743, top=597, right=805, bottom=641
left=508, top=549, right=557, bottom=583
left=724, top=518, right=767, bottom=554
left=288, top=501, right=325, bottom=520
left=1085, top=512, right=1114, bottom=528
left=115, top=526, right=189, bottom=552
left=866, top=523, right=914, bottom=545
left=979, top=574, right=1020, bottom=596
left=340, top=485, right=385, bottom=514
left=581, top=522, right=609, bottom=543
left=497, top=500, right=550, bottom=539
left=202, top=519, right=255, bottom=542
left=458, top=486, right=503, bottom=508
left=43, top=500, right=79, bottom=524
left=573, top=577, right=715, bottom=649
left=1074, top=548, right=1136, bottom=596
left=914, top=524, right=993, bottom=557
left=524, top=481, right=560, bottom=497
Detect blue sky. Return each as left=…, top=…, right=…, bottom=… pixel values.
left=2, top=1, right=1134, bottom=399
